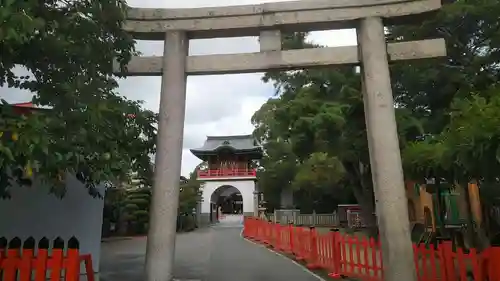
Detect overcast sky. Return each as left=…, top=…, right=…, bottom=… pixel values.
left=0, top=0, right=357, bottom=176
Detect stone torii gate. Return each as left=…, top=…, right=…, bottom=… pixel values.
left=115, top=0, right=446, bottom=280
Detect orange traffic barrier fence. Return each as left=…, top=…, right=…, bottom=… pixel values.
left=0, top=236, right=95, bottom=281
left=243, top=217, right=500, bottom=281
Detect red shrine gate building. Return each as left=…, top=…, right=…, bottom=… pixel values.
left=190, top=135, right=262, bottom=224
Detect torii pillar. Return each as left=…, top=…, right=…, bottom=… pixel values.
left=144, top=31, right=188, bottom=281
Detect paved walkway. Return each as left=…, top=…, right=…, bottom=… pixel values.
left=99, top=215, right=322, bottom=281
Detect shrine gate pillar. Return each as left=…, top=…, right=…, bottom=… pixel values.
left=145, top=31, right=188, bottom=281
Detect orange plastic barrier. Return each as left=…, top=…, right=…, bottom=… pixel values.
left=0, top=237, right=95, bottom=281
left=243, top=217, right=500, bottom=281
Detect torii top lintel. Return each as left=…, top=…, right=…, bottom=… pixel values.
left=124, top=0, right=441, bottom=40
left=115, top=0, right=446, bottom=77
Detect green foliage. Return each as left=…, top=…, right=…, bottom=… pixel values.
left=396, top=0, right=500, bottom=185
left=253, top=33, right=375, bottom=215
left=0, top=0, right=157, bottom=197
left=177, top=171, right=202, bottom=232
left=126, top=198, right=149, bottom=205
left=122, top=188, right=151, bottom=234
left=124, top=203, right=139, bottom=211
left=444, top=93, right=500, bottom=181
left=178, top=176, right=202, bottom=215
left=254, top=0, right=500, bottom=238
left=403, top=137, right=450, bottom=180
left=404, top=89, right=500, bottom=182
left=294, top=152, right=345, bottom=191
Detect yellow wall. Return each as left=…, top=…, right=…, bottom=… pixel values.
left=468, top=183, right=482, bottom=226
left=405, top=182, right=436, bottom=230
left=405, top=181, right=483, bottom=231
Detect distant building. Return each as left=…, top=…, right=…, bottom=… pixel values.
left=190, top=134, right=263, bottom=224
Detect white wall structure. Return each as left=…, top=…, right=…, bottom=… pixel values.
left=201, top=180, right=255, bottom=215
left=0, top=174, right=105, bottom=274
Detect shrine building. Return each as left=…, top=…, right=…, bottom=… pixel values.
left=190, top=135, right=262, bottom=224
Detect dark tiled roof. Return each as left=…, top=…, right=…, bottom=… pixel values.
left=190, top=134, right=263, bottom=157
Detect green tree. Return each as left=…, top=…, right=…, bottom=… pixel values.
left=178, top=174, right=201, bottom=215
left=254, top=0, right=500, bottom=238
left=252, top=33, right=379, bottom=229
left=404, top=90, right=500, bottom=248
left=177, top=170, right=202, bottom=231
left=0, top=0, right=157, bottom=197
left=122, top=188, right=151, bottom=235
left=395, top=0, right=500, bottom=248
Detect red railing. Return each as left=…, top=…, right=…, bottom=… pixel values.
left=197, top=168, right=256, bottom=178
left=243, top=218, right=500, bottom=281
left=0, top=237, right=95, bottom=281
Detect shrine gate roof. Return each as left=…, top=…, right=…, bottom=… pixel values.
left=190, top=134, right=263, bottom=159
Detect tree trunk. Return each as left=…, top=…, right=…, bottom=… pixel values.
left=456, top=181, right=476, bottom=248
left=474, top=182, right=491, bottom=250
left=345, top=161, right=377, bottom=237
left=351, top=182, right=377, bottom=237
left=462, top=183, right=492, bottom=249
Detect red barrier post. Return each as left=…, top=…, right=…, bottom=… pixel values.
left=274, top=223, right=281, bottom=250
left=262, top=220, right=268, bottom=245
left=65, top=249, right=80, bottom=281
left=441, top=241, right=457, bottom=281
left=294, top=227, right=303, bottom=261
left=250, top=217, right=255, bottom=239
left=261, top=219, right=266, bottom=242
left=2, top=247, right=19, bottom=281
left=268, top=220, right=274, bottom=247
left=281, top=224, right=289, bottom=252
left=246, top=217, right=252, bottom=238
left=276, top=224, right=282, bottom=251
left=489, top=247, right=500, bottom=281
left=81, top=254, right=95, bottom=281
left=306, top=227, right=320, bottom=269
left=256, top=218, right=263, bottom=242
left=278, top=224, right=285, bottom=251
left=288, top=223, right=294, bottom=254
left=34, top=247, right=49, bottom=281
left=253, top=219, right=259, bottom=241
left=18, top=247, right=33, bottom=281
left=266, top=221, right=272, bottom=246
left=269, top=222, right=275, bottom=248
left=266, top=221, right=273, bottom=248
left=328, top=229, right=342, bottom=279
left=248, top=218, right=255, bottom=240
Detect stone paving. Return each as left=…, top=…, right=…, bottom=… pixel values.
left=99, top=215, right=322, bottom=281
